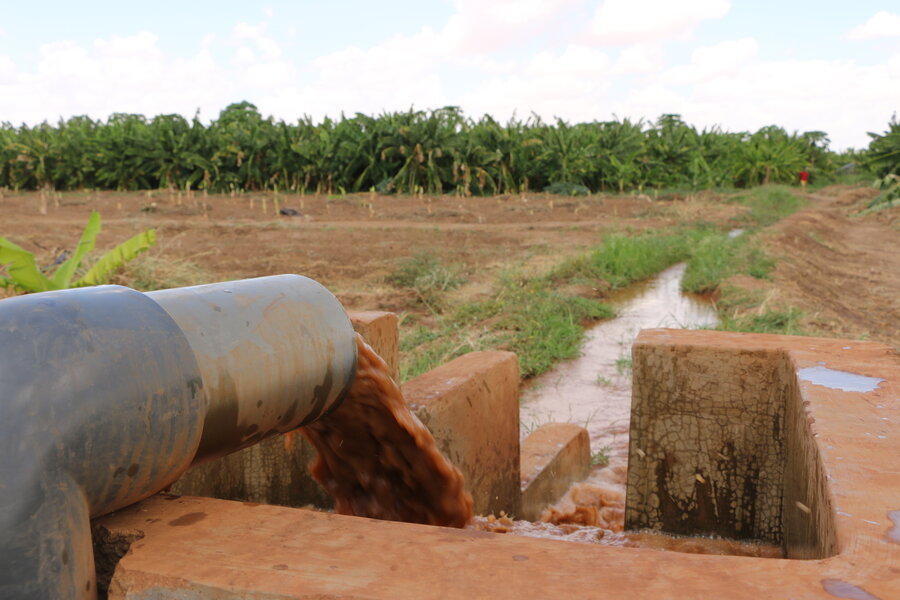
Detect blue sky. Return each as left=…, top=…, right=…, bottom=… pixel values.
left=1, top=1, right=898, bottom=149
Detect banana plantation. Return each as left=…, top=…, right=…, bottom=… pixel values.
left=0, top=101, right=862, bottom=195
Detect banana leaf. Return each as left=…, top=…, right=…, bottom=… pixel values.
left=50, top=211, right=100, bottom=288
left=0, top=235, right=28, bottom=253
left=76, top=229, right=156, bottom=287
left=0, top=242, right=55, bottom=292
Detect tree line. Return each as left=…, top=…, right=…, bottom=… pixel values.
left=0, top=101, right=883, bottom=196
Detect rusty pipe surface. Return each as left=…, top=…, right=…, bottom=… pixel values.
left=0, top=275, right=356, bottom=600
left=146, top=275, right=357, bottom=464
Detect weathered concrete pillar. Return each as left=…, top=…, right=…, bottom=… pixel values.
left=625, top=329, right=863, bottom=559
left=403, top=351, right=521, bottom=517
left=625, top=333, right=787, bottom=544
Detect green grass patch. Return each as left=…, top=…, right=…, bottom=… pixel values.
left=493, top=277, right=614, bottom=376
left=551, top=226, right=776, bottom=297
left=717, top=307, right=806, bottom=336
left=400, top=271, right=614, bottom=380
left=399, top=323, right=486, bottom=381
left=730, top=185, right=805, bottom=228
left=710, top=284, right=807, bottom=336
left=681, top=232, right=775, bottom=294
left=549, top=230, right=691, bottom=288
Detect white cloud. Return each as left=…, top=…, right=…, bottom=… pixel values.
left=588, top=0, right=730, bottom=45
left=526, top=45, right=610, bottom=78
left=846, top=11, right=900, bottom=41
left=0, top=33, right=233, bottom=124
left=441, top=0, right=583, bottom=54
left=232, top=22, right=281, bottom=60
left=620, top=55, right=900, bottom=149
left=263, top=30, right=446, bottom=120
left=0, top=55, right=16, bottom=84
left=890, top=53, right=900, bottom=78
left=612, top=44, right=664, bottom=75
left=93, top=32, right=163, bottom=60
left=662, top=37, right=758, bottom=84
left=457, top=45, right=612, bottom=123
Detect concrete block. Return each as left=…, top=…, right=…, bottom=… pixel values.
left=169, top=310, right=399, bottom=508
left=403, top=351, right=521, bottom=517
left=626, top=329, right=898, bottom=560
left=626, top=334, right=787, bottom=545
left=348, top=310, right=400, bottom=383
left=520, top=423, right=591, bottom=520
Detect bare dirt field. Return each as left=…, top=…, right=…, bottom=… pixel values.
left=753, top=185, right=900, bottom=348
left=1, top=185, right=897, bottom=350
left=0, top=189, right=740, bottom=307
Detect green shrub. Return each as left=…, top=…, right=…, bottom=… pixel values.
left=387, top=252, right=464, bottom=313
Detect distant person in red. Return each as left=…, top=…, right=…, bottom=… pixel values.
left=799, top=170, right=809, bottom=192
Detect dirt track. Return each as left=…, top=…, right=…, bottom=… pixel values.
left=759, top=186, right=900, bottom=348
left=1, top=186, right=897, bottom=349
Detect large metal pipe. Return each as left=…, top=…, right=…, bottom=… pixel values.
left=0, top=275, right=357, bottom=600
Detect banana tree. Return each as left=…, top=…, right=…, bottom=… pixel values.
left=94, top=114, right=155, bottom=190
left=866, top=115, right=900, bottom=177
left=148, top=113, right=214, bottom=191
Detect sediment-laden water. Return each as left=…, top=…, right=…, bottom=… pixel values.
left=303, top=333, right=473, bottom=528
left=519, top=262, right=718, bottom=455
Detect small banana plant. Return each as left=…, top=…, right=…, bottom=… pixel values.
left=0, top=211, right=155, bottom=293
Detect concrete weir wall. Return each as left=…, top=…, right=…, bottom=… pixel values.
left=402, top=351, right=521, bottom=517
left=625, top=330, right=857, bottom=558
left=520, top=423, right=590, bottom=521
left=94, top=329, right=900, bottom=599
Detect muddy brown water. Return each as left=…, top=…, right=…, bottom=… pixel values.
left=520, top=262, right=718, bottom=455
left=303, top=333, right=473, bottom=528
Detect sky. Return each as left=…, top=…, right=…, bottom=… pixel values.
left=1, top=1, right=899, bottom=150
